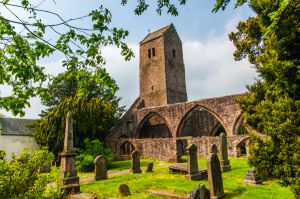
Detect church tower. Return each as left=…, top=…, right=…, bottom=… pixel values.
left=139, top=24, right=187, bottom=107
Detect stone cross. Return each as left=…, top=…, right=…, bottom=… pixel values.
left=59, top=111, right=80, bottom=194
left=94, top=155, right=108, bottom=181
left=185, top=144, right=202, bottom=180
left=207, top=144, right=225, bottom=199
left=146, top=162, right=153, bottom=173
left=131, top=150, right=142, bottom=173
left=219, top=133, right=231, bottom=172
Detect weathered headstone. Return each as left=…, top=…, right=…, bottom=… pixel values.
left=119, top=184, right=131, bottom=197
left=244, top=170, right=262, bottom=185
left=185, top=144, right=202, bottom=180
left=94, top=155, right=108, bottom=181
left=207, top=144, right=225, bottom=199
left=190, top=184, right=210, bottom=199
left=146, top=162, right=153, bottom=173
left=59, top=111, right=80, bottom=194
left=219, top=133, right=231, bottom=172
left=39, top=162, right=51, bottom=173
left=131, top=150, right=142, bottom=173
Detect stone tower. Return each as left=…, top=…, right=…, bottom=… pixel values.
left=139, top=24, right=187, bottom=107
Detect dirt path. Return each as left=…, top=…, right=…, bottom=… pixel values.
left=80, top=164, right=168, bottom=183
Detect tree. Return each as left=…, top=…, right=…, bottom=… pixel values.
left=34, top=69, right=123, bottom=157
left=0, top=148, right=62, bottom=198
left=213, top=0, right=300, bottom=196
left=0, top=0, right=186, bottom=116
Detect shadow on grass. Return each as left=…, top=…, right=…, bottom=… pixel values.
left=226, top=186, right=247, bottom=198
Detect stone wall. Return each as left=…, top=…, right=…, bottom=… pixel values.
left=106, top=135, right=250, bottom=162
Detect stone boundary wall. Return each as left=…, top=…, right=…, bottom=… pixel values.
left=106, top=135, right=250, bottom=162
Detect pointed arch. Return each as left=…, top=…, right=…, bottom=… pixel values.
left=120, top=141, right=135, bottom=155
left=136, top=112, right=173, bottom=138
left=233, top=113, right=249, bottom=135
left=176, top=105, right=229, bottom=137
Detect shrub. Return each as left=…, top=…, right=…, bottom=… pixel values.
left=0, top=148, right=62, bottom=198
left=75, top=139, right=114, bottom=172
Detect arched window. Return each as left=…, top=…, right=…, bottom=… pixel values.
left=120, top=141, right=135, bottom=155
left=177, top=106, right=227, bottom=137
left=137, top=113, right=172, bottom=138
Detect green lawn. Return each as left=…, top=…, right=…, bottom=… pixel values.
left=80, top=158, right=294, bottom=199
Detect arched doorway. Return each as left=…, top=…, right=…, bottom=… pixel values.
left=137, top=113, right=172, bottom=138
left=177, top=106, right=227, bottom=137
left=120, top=141, right=135, bottom=155
left=235, top=137, right=250, bottom=157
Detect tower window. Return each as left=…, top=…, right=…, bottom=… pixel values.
left=172, top=49, right=176, bottom=58
left=148, top=49, right=151, bottom=58
left=152, top=48, right=156, bottom=57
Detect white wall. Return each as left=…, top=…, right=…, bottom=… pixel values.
left=0, top=135, right=39, bottom=160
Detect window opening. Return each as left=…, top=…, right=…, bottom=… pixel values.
left=152, top=48, right=156, bottom=57
left=172, top=49, right=176, bottom=58
left=148, top=49, right=151, bottom=58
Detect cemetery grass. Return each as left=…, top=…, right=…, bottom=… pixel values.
left=78, top=159, right=166, bottom=178
left=80, top=158, right=294, bottom=198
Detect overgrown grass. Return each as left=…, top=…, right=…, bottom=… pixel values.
left=80, top=158, right=294, bottom=198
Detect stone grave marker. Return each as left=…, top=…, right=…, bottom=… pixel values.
left=207, top=144, right=225, bottom=199
left=119, top=184, right=131, bottom=197
left=190, top=184, right=210, bottom=199
left=59, top=111, right=80, bottom=194
left=244, top=170, right=262, bottom=185
left=94, top=155, right=108, bottom=181
left=219, top=133, right=231, bottom=172
left=131, top=150, right=142, bottom=173
left=146, top=162, right=153, bottom=173
left=39, top=162, right=51, bottom=173
left=185, top=144, right=202, bottom=180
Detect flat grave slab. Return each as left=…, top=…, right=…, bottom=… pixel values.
left=168, top=163, right=208, bottom=180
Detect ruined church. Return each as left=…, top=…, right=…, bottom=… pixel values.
left=106, top=24, right=251, bottom=162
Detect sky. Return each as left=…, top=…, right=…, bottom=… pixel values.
left=0, top=0, right=258, bottom=119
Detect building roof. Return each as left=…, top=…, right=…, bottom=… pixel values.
left=140, top=24, right=173, bottom=44
left=0, top=118, right=36, bottom=136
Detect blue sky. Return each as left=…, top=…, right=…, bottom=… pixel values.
left=0, top=1, right=257, bottom=118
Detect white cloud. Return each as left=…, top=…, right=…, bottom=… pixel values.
left=0, top=18, right=258, bottom=118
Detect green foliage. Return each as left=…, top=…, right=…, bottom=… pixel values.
left=0, top=148, right=62, bottom=199
left=214, top=0, right=300, bottom=197
left=75, top=139, right=114, bottom=172
left=34, top=94, right=121, bottom=158
left=0, top=0, right=187, bottom=116
left=248, top=136, right=276, bottom=179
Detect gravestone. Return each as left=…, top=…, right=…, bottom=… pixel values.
left=59, top=111, right=80, bottom=194
left=39, top=162, right=51, bottom=173
left=190, top=184, right=210, bottom=199
left=185, top=144, right=202, bottom=180
left=244, top=170, right=262, bottom=185
left=119, top=184, right=131, bottom=197
left=131, top=150, right=142, bottom=173
left=219, top=133, right=231, bottom=172
left=207, top=144, right=225, bottom=199
left=146, top=162, right=153, bottom=173
left=94, top=155, right=108, bottom=181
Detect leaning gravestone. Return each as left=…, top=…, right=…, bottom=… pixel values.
left=185, top=144, right=202, bottom=180
left=219, top=133, right=231, bottom=172
left=131, top=150, right=142, bottom=173
left=59, top=111, right=80, bottom=194
left=119, top=184, right=131, bottom=197
left=244, top=170, right=262, bottom=185
left=207, top=144, right=225, bottom=199
left=190, top=184, right=210, bottom=199
left=94, top=155, right=108, bottom=181
left=146, top=162, right=153, bottom=173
